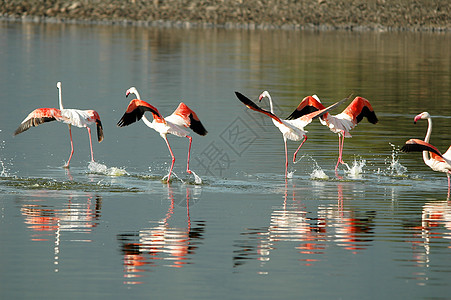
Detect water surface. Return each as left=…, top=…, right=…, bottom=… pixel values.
left=1, top=21, right=451, bottom=299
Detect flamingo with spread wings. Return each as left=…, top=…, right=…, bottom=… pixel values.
left=287, top=95, right=378, bottom=174
left=14, top=81, right=103, bottom=168
left=235, top=91, right=348, bottom=178
left=117, top=87, right=207, bottom=181
left=401, top=112, right=451, bottom=195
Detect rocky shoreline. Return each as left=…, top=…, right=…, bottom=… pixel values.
left=1, top=0, right=450, bottom=32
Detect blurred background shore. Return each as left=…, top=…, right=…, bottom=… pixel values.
left=1, top=0, right=450, bottom=31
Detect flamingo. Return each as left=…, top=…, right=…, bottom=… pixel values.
left=401, top=112, right=451, bottom=195
left=14, top=81, right=103, bottom=168
left=234, top=91, right=348, bottom=178
left=117, top=87, right=207, bottom=181
left=287, top=95, right=378, bottom=174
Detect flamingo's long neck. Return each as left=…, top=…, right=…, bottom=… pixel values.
left=424, top=116, right=432, bottom=143
left=132, top=89, right=154, bottom=128
left=267, top=94, right=275, bottom=114
left=58, top=85, right=64, bottom=110
left=265, top=94, right=280, bottom=127
left=423, top=116, right=433, bottom=163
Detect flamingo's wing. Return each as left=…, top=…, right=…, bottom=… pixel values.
left=401, top=139, right=444, bottom=158
left=298, top=96, right=349, bottom=124
left=95, top=119, right=104, bottom=142
left=117, top=99, right=164, bottom=127
left=14, top=108, right=61, bottom=136
left=234, top=91, right=283, bottom=124
left=166, top=103, right=208, bottom=136
left=85, top=110, right=104, bottom=142
left=286, top=96, right=326, bottom=120
left=343, top=97, right=378, bottom=124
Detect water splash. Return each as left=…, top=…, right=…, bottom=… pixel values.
left=0, top=139, right=12, bottom=177
left=0, top=159, right=10, bottom=177
left=297, top=154, right=329, bottom=180
left=345, top=159, right=366, bottom=179
left=88, top=161, right=128, bottom=176
left=162, top=171, right=183, bottom=184
left=310, top=168, right=329, bottom=180
left=287, top=171, right=294, bottom=179
left=385, top=143, right=408, bottom=176
left=190, top=170, right=202, bottom=184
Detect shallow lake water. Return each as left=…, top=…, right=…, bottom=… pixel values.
left=1, top=21, right=451, bottom=299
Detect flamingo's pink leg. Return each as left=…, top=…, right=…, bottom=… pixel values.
left=186, top=136, right=192, bottom=174
left=64, top=125, right=74, bottom=168
left=163, top=135, right=175, bottom=181
left=284, top=137, right=288, bottom=178
left=87, top=127, right=94, bottom=162
left=293, top=135, right=307, bottom=162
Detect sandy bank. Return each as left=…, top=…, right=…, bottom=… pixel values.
left=1, top=0, right=450, bottom=31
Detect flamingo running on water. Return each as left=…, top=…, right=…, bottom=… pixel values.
left=287, top=95, right=378, bottom=174
left=401, top=112, right=451, bottom=196
left=14, top=81, right=103, bottom=168
left=117, top=87, right=207, bottom=181
left=234, top=91, right=348, bottom=178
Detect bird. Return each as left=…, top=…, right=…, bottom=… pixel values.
left=287, top=94, right=378, bottom=174
left=117, top=87, right=207, bottom=182
left=234, top=91, right=348, bottom=178
left=14, top=81, right=103, bottom=168
left=401, top=112, right=451, bottom=195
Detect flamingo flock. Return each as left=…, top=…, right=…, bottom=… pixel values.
left=13, top=81, right=450, bottom=193
left=235, top=91, right=351, bottom=177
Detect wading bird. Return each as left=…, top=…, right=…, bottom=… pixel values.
left=117, top=87, right=207, bottom=181
left=287, top=95, right=378, bottom=174
left=401, top=112, right=451, bottom=195
left=235, top=91, right=348, bottom=178
left=14, top=82, right=103, bottom=168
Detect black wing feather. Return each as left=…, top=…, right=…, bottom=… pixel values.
left=117, top=106, right=151, bottom=127
left=401, top=140, right=442, bottom=157
left=189, top=114, right=208, bottom=136
left=234, top=91, right=282, bottom=123
left=286, top=106, right=320, bottom=120
left=96, top=119, right=104, bottom=142
left=14, top=117, right=57, bottom=136
left=356, top=106, right=378, bottom=124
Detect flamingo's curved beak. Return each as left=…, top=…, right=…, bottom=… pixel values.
left=413, top=114, right=422, bottom=124
left=125, top=90, right=130, bottom=98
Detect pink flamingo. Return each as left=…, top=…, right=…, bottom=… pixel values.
left=235, top=91, right=348, bottom=178
left=117, top=87, right=207, bottom=181
left=287, top=95, right=378, bottom=173
left=14, top=81, right=103, bottom=168
left=401, top=112, right=451, bottom=196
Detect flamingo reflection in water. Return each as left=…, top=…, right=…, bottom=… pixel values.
left=318, top=183, right=376, bottom=253
left=409, top=200, right=451, bottom=267
left=20, top=193, right=102, bottom=271
left=118, top=184, right=205, bottom=285
left=233, top=182, right=377, bottom=271
left=233, top=182, right=328, bottom=270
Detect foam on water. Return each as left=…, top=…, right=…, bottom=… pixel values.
left=345, top=159, right=366, bottom=179
left=88, top=161, right=129, bottom=176
left=191, top=170, right=202, bottom=184
left=162, top=171, right=183, bottom=183
left=310, top=168, right=329, bottom=180
left=296, top=154, right=329, bottom=180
